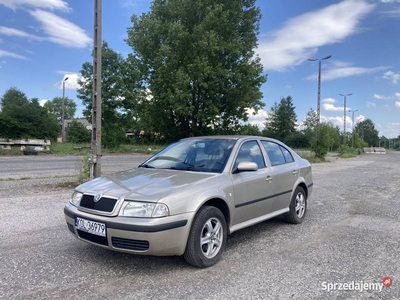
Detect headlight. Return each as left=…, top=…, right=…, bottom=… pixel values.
left=70, top=191, right=83, bottom=206
left=119, top=201, right=169, bottom=218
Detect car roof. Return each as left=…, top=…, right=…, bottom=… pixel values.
left=180, top=135, right=285, bottom=144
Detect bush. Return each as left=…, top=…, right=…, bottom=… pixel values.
left=66, top=120, right=91, bottom=144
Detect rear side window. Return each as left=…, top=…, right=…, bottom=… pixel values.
left=261, top=141, right=293, bottom=166
left=281, top=146, right=294, bottom=163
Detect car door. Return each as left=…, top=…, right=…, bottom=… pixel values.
left=261, top=141, right=299, bottom=212
left=230, top=140, right=274, bottom=225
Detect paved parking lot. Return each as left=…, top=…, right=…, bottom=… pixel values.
left=0, top=153, right=399, bottom=299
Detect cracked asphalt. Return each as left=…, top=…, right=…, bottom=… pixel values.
left=0, top=153, right=399, bottom=300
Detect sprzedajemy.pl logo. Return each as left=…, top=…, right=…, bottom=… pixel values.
left=321, top=277, right=392, bottom=292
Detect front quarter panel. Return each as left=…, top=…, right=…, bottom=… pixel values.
left=159, top=173, right=233, bottom=216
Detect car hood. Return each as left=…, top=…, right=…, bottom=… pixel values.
left=76, top=168, right=216, bottom=202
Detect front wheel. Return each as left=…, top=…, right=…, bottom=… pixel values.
left=184, top=206, right=227, bottom=268
left=285, top=186, right=307, bottom=224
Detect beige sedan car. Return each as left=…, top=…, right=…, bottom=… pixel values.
left=64, top=136, right=313, bottom=268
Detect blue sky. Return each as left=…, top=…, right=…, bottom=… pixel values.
left=0, top=0, right=399, bottom=138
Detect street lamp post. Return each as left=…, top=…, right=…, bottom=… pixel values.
left=339, top=93, right=352, bottom=146
left=308, top=54, right=332, bottom=157
left=348, top=109, right=358, bottom=148
left=62, top=77, right=69, bottom=143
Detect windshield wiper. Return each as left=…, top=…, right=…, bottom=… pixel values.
left=139, top=164, right=155, bottom=169
left=168, top=166, right=203, bottom=172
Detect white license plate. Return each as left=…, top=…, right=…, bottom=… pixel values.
left=75, top=217, right=106, bottom=237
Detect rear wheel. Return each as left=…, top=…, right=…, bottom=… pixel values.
left=184, top=206, right=227, bottom=268
left=285, top=186, right=307, bottom=224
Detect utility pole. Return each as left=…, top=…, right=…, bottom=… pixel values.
left=348, top=109, right=358, bottom=148
left=307, top=55, right=332, bottom=157
left=92, top=0, right=102, bottom=178
left=339, top=93, right=352, bottom=146
left=61, top=77, right=69, bottom=143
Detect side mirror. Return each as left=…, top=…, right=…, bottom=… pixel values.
left=233, top=161, right=258, bottom=173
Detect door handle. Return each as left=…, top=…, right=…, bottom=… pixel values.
left=292, top=170, right=298, bottom=175
left=266, top=175, right=273, bottom=182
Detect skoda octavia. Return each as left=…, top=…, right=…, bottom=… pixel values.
left=64, top=136, right=313, bottom=268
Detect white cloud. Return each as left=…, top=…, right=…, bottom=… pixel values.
left=395, top=93, right=400, bottom=99
left=257, top=0, right=375, bottom=71
left=0, top=49, right=26, bottom=59
left=380, top=122, right=400, bottom=138
left=39, top=99, right=48, bottom=107
left=0, top=0, right=70, bottom=11
left=383, top=71, right=400, bottom=84
left=395, top=102, right=400, bottom=108
left=322, top=97, right=336, bottom=104
left=367, top=102, right=376, bottom=108
left=322, top=114, right=364, bottom=130
left=381, top=8, right=400, bottom=17
left=246, top=108, right=269, bottom=129
left=29, top=10, right=92, bottom=48
left=380, top=0, right=400, bottom=3
left=374, top=94, right=389, bottom=100
left=0, top=26, right=42, bottom=41
left=322, top=97, right=354, bottom=112
left=323, top=103, right=346, bottom=112
left=56, top=73, right=81, bottom=90
left=305, top=65, right=389, bottom=81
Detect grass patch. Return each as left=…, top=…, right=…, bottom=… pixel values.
left=0, top=148, right=24, bottom=156
left=0, top=177, right=16, bottom=181
left=301, top=156, right=328, bottom=163
left=103, top=144, right=164, bottom=154
left=20, top=176, right=31, bottom=180
left=340, top=152, right=358, bottom=158
left=48, top=143, right=164, bottom=155
left=49, top=143, right=90, bottom=154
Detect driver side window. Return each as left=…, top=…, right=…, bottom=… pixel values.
left=234, top=141, right=265, bottom=169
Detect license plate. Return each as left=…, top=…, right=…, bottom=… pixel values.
left=75, top=217, right=106, bottom=237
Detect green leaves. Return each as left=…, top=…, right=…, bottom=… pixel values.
left=127, top=0, right=266, bottom=141
left=263, top=96, right=297, bottom=144
left=77, top=42, right=142, bottom=148
left=44, top=96, right=77, bottom=122
left=0, top=88, right=59, bottom=140
left=66, top=120, right=91, bottom=144
left=355, top=118, right=379, bottom=147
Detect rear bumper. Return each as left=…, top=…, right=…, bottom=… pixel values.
left=64, top=203, right=194, bottom=256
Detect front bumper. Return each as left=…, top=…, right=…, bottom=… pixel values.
left=64, top=203, right=194, bottom=256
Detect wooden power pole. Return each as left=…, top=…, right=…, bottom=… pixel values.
left=92, top=0, right=102, bottom=178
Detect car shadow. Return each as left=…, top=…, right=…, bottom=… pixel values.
left=67, top=216, right=293, bottom=271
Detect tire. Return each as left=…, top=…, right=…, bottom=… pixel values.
left=23, top=149, right=38, bottom=156
left=285, top=186, right=307, bottom=224
left=184, top=206, right=227, bottom=268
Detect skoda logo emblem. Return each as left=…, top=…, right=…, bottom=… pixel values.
left=93, top=194, right=102, bottom=203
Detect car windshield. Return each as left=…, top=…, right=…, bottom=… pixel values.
left=140, top=138, right=237, bottom=173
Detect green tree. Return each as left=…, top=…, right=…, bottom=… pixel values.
left=263, top=96, right=297, bottom=144
left=44, top=96, right=77, bottom=122
left=0, top=113, right=25, bottom=138
left=126, top=0, right=266, bottom=141
left=77, top=41, right=142, bottom=148
left=66, top=120, right=91, bottom=143
left=0, top=87, right=29, bottom=116
left=0, top=88, right=59, bottom=140
left=238, top=124, right=261, bottom=136
left=310, top=122, right=341, bottom=157
left=355, top=118, right=379, bottom=147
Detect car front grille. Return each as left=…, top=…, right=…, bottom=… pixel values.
left=79, top=194, right=118, bottom=213
left=112, top=237, right=150, bottom=251
left=77, top=229, right=109, bottom=246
